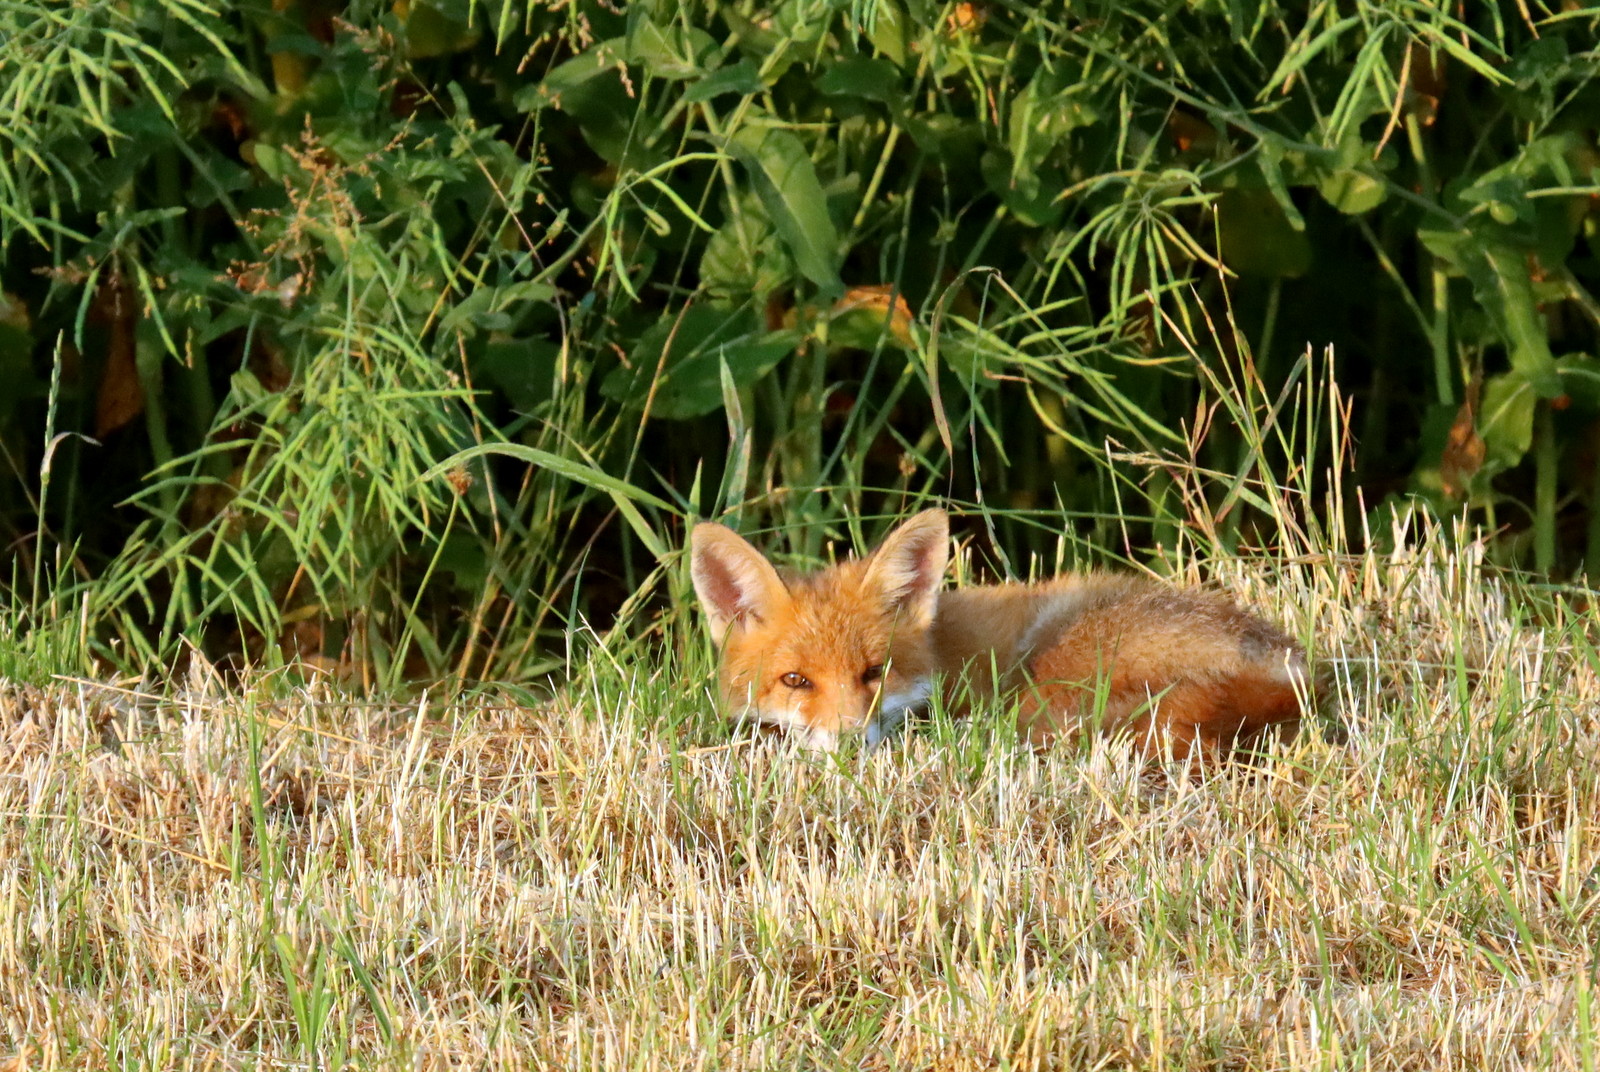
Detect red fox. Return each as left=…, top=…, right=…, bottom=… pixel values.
left=690, top=509, right=1309, bottom=757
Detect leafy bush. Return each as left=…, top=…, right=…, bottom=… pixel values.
left=0, top=0, right=1596, bottom=679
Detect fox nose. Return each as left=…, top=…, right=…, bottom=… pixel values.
left=819, top=685, right=882, bottom=743
left=857, top=686, right=903, bottom=750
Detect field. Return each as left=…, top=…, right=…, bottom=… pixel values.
left=5, top=509, right=1599, bottom=1070
left=3, top=1, right=1600, bottom=1067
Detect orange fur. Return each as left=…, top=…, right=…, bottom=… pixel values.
left=690, top=509, right=1309, bottom=757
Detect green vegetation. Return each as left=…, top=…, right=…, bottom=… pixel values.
left=0, top=0, right=1596, bottom=678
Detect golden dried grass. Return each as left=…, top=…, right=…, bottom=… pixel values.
left=2, top=513, right=1597, bottom=1070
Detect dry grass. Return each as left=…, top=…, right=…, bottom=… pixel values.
left=3, top=515, right=1599, bottom=1070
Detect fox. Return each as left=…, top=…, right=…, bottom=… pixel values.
left=690, top=508, right=1310, bottom=757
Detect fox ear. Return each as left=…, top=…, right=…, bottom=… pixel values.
left=863, top=508, right=949, bottom=628
left=690, top=523, right=791, bottom=646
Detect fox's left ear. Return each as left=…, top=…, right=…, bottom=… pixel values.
left=863, top=508, right=949, bottom=628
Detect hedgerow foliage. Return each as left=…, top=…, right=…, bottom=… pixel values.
left=0, top=0, right=1596, bottom=678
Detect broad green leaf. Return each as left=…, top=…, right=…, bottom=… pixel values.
left=727, top=127, right=843, bottom=292
left=475, top=338, right=561, bottom=413
left=1317, top=168, right=1386, bottom=214
left=1556, top=353, right=1600, bottom=412
left=601, top=304, right=800, bottom=419
left=817, top=57, right=901, bottom=103
left=1419, top=227, right=1563, bottom=397
left=514, top=45, right=615, bottom=107
left=440, top=282, right=557, bottom=336
left=903, top=113, right=986, bottom=166
left=980, top=150, right=1063, bottom=228
left=867, top=0, right=910, bottom=67
left=253, top=143, right=287, bottom=180
left=1460, top=173, right=1530, bottom=226
left=625, top=18, right=716, bottom=80
left=719, top=7, right=780, bottom=53
left=514, top=44, right=654, bottom=165
left=700, top=202, right=793, bottom=299
left=1479, top=370, right=1536, bottom=471
left=686, top=60, right=763, bottom=102
left=1007, top=76, right=1097, bottom=178
left=551, top=90, right=637, bottom=165
left=770, top=0, right=833, bottom=46
left=402, top=1, right=480, bottom=59
left=1482, top=243, right=1563, bottom=397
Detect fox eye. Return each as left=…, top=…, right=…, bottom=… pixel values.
left=861, top=664, right=885, bottom=685
left=780, top=672, right=812, bottom=689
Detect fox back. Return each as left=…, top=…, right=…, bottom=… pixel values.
left=690, top=509, right=1309, bottom=756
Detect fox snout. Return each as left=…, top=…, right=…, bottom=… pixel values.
left=862, top=680, right=933, bottom=748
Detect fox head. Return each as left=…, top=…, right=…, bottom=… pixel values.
left=690, top=509, right=950, bottom=750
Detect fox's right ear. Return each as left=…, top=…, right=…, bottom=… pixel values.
left=689, top=523, right=791, bottom=646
